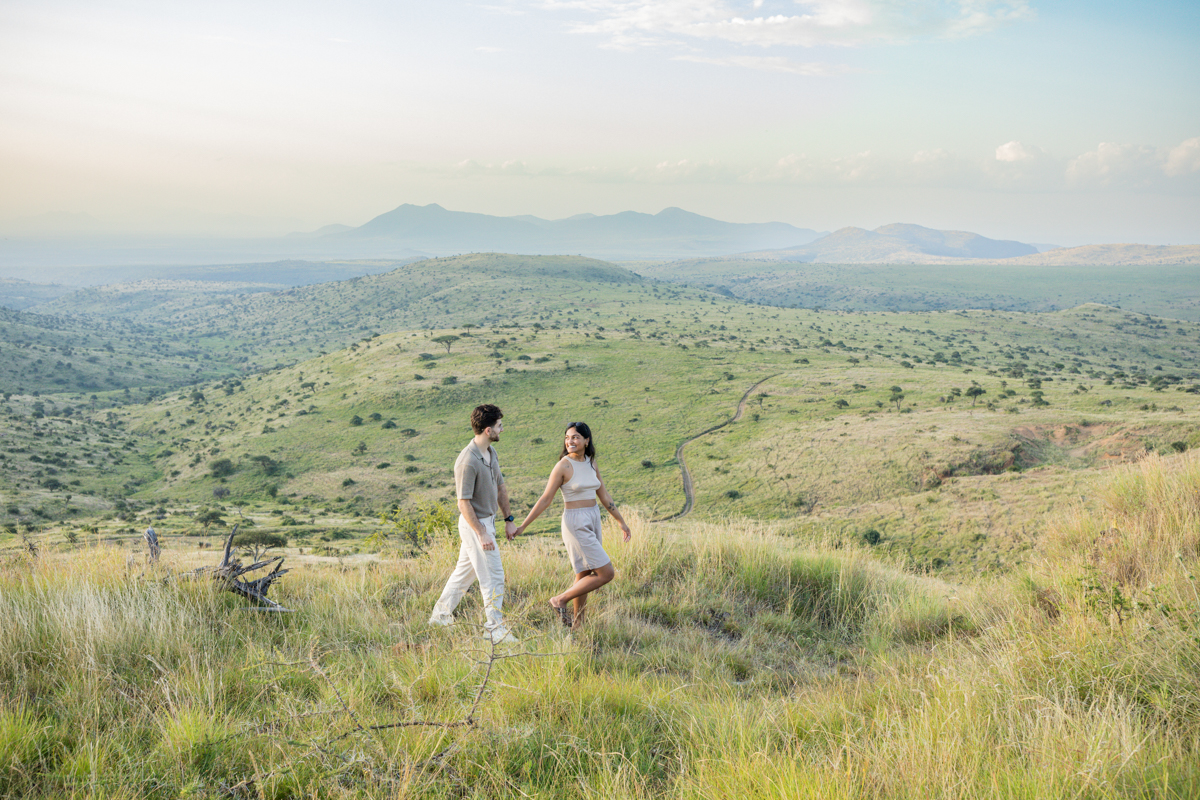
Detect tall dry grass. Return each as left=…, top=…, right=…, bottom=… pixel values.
left=2, top=462, right=1200, bottom=798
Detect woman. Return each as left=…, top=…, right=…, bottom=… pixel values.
left=515, top=422, right=631, bottom=630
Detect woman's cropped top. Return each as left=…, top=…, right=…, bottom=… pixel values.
left=561, top=456, right=601, bottom=502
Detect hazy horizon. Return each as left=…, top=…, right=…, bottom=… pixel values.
left=2, top=1, right=1198, bottom=246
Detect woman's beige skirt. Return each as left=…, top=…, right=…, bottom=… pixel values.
left=561, top=506, right=610, bottom=573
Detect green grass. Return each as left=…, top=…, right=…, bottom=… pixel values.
left=5, top=256, right=1200, bottom=578
left=3, top=454, right=1200, bottom=797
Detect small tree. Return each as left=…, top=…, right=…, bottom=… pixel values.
left=233, top=530, right=288, bottom=561
left=432, top=335, right=460, bottom=354
left=195, top=507, right=226, bottom=533
left=966, top=386, right=986, bottom=405
left=889, top=386, right=905, bottom=410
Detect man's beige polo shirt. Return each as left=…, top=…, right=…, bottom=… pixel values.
left=454, top=440, right=505, bottom=519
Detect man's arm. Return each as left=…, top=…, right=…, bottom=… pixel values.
left=497, top=483, right=517, bottom=541
left=457, top=499, right=494, bottom=552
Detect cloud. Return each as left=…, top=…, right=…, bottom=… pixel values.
left=535, top=0, right=1032, bottom=51
left=1066, top=139, right=1200, bottom=189
left=994, top=140, right=1040, bottom=162
left=441, top=136, right=1200, bottom=192
left=1164, top=137, right=1200, bottom=177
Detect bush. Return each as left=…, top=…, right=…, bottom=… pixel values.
left=862, top=528, right=881, bottom=546
left=726, top=490, right=741, bottom=499
left=368, top=500, right=455, bottom=554
left=349, top=415, right=363, bottom=426
left=209, top=458, right=236, bottom=478
left=642, top=459, right=654, bottom=468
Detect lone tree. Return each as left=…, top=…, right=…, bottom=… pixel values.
left=966, top=385, right=987, bottom=405
left=432, top=334, right=460, bottom=354
left=232, top=530, right=288, bottom=561
left=889, top=385, right=905, bottom=411
left=195, top=507, right=226, bottom=533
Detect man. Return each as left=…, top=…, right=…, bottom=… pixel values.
left=429, top=404, right=520, bottom=644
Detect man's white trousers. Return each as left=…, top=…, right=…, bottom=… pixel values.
left=431, top=514, right=506, bottom=633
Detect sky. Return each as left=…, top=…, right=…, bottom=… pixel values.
left=1, top=0, right=1198, bottom=245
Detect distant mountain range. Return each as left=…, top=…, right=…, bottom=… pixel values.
left=741, top=223, right=1038, bottom=262
left=2, top=204, right=1198, bottom=289
left=298, top=203, right=826, bottom=261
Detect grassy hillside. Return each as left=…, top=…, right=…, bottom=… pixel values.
left=5, top=274, right=1199, bottom=579
left=0, top=306, right=243, bottom=397
left=633, top=259, right=1200, bottom=320
left=2, top=453, right=1198, bottom=797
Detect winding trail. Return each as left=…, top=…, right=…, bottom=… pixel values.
left=656, top=375, right=779, bottom=522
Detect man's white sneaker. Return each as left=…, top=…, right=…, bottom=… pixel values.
left=428, top=614, right=454, bottom=627
left=482, top=628, right=519, bottom=645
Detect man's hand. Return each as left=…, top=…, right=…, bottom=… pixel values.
left=505, top=520, right=518, bottom=540
left=478, top=532, right=495, bottom=551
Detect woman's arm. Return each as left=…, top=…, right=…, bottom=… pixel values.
left=515, top=461, right=569, bottom=535
left=593, top=463, right=631, bottom=542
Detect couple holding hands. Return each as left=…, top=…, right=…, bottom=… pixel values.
left=428, top=404, right=631, bottom=643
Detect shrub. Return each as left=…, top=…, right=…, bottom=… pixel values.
left=642, top=459, right=654, bottom=468
left=726, top=489, right=741, bottom=499
left=349, top=415, right=363, bottom=426
left=209, top=458, right=236, bottom=478
left=862, top=528, right=881, bottom=545
left=368, top=500, right=455, bottom=555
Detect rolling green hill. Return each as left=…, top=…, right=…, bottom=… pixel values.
left=4, top=253, right=1200, bottom=578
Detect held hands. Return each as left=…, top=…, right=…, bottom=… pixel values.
left=505, top=521, right=518, bottom=541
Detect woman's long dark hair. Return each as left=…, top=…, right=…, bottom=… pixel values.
left=559, top=421, right=597, bottom=461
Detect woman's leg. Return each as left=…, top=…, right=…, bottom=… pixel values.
left=572, top=571, right=590, bottom=629
left=551, top=563, right=615, bottom=628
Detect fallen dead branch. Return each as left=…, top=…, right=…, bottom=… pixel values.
left=194, top=525, right=292, bottom=611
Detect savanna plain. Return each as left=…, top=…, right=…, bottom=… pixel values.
left=2, top=254, right=1200, bottom=798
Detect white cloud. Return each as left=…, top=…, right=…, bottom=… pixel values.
left=535, top=0, right=1032, bottom=51
left=1164, top=137, right=1200, bottom=177
left=1064, top=140, right=1199, bottom=188
left=995, top=140, right=1039, bottom=162
left=441, top=136, right=1200, bottom=191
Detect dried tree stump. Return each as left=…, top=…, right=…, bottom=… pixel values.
left=202, top=525, right=293, bottom=611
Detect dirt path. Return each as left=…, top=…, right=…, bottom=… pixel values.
left=656, top=375, right=778, bottom=522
